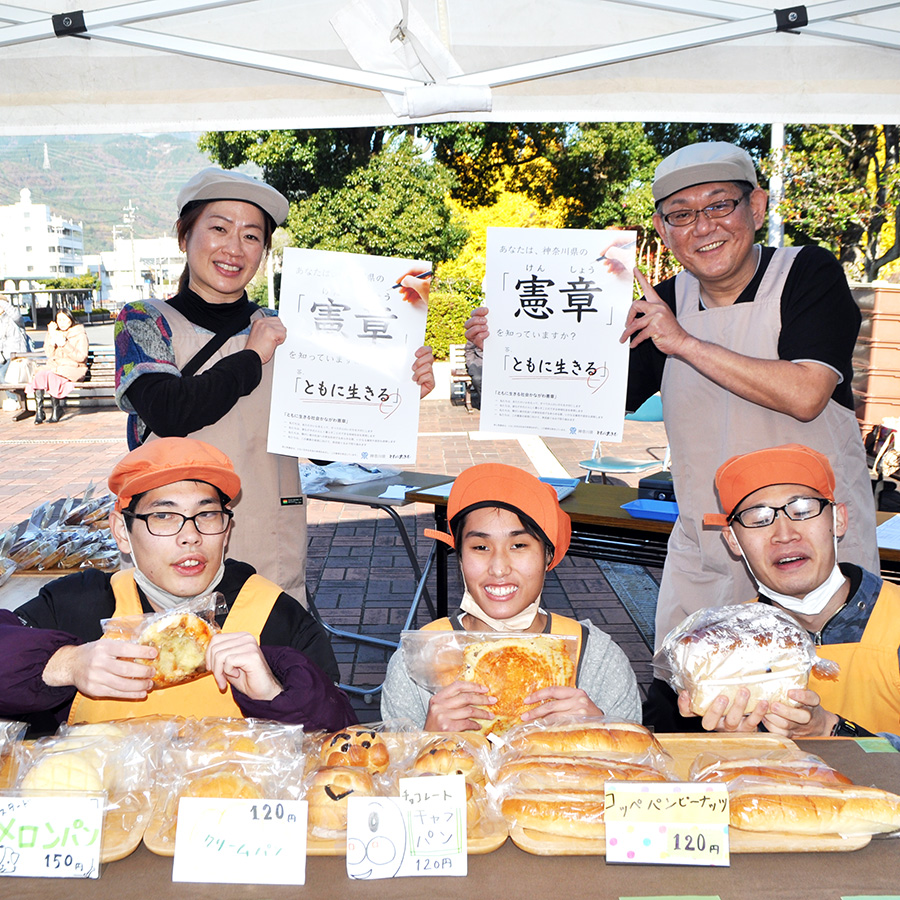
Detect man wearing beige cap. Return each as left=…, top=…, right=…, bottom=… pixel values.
left=623, top=141, right=877, bottom=647
left=654, top=444, right=899, bottom=749
left=465, top=141, right=877, bottom=650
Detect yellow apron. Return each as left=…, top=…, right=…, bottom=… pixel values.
left=809, top=579, right=900, bottom=735
left=68, top=569, right=281, bottom=724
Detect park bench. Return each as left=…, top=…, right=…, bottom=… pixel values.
left=4, top=347, right=117, bottom=420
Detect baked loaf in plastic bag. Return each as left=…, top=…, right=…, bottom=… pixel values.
left=654, top=603, right=839, bottom=716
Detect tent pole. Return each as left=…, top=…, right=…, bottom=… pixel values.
left=767, top=123, right=785, bottom=249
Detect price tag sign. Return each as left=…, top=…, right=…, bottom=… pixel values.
left=346, top=775, right=467, bottom=880
left=172, top=798, right=307, bottom=885
left=604, top=782, right=730, bottom=867
left=0, top=794, right=104, bottom=879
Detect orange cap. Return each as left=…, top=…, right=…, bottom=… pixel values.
left=425, top=464, right=572, bottom=569
left=109, top=438, right=241, bottom=512
left=704, top=443, right=836, bottom=527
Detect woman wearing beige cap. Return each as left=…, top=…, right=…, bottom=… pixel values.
left=115, top=167, right=436, bottom=601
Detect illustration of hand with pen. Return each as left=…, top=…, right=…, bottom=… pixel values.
left=393, top=268, right=433, bottom=305
left=596, top=236, right=637, bottom=278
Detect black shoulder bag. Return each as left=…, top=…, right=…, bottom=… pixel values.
left=138, top=302, right=260, bottom=445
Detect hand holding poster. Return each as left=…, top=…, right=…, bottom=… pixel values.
left=479, top=227, right=636, bottom=441
left=267, top=248, right=430, bottom=465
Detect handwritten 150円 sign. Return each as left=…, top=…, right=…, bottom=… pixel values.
left=0, top=794, right=103, bottom=879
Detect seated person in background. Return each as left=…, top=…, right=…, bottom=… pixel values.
left=0, top=437, right=357, bottom=735
left=28, top=308, right=89, bottom=424
left=380, top=463, right=641, bottom=730
left=649, top=443, right=899, bottom=749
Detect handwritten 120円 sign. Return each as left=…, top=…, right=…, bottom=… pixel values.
left=604, top=781, right=730, bottom=867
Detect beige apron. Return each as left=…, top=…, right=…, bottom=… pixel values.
left=656, top=247, right=878, bottom=648
left=141, top=301, right=307, bottom=603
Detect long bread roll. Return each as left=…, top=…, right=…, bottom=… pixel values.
left=497, top=755, right=665, bottom=791
left=505, top=720, right=658, bottom=757
left=693, top=757, right=852, bottom=786
left=729, top=785, right=900, bottom=836
left=501, top=791, right=607, bottom=839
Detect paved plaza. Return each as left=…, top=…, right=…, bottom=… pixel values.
left=0, top=350, right=667, bottom=720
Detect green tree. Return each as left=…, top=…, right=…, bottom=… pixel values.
left=767, top=125, right=899, bottom=281
left=286, top=139, right=467, bottom=263
left=35, top=274, right=99, bottom=290
left=198, top=128, right=391, bottom=199
left=199, top=129, right=466, bottom=269
left=644, top=123, right=768, bottom=162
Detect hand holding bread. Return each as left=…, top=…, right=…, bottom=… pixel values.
left=656, top=604, right=835, bottom=719
left=205, top=631, right=283, bottom=701
left=43, top=639, right=157, bottom=700
left=424, top=679, right=496, bottom=733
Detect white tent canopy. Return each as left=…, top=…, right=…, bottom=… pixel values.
left=1, top=0, right=899, bottom=135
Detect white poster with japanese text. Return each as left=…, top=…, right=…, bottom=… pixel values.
left=480, top=227, right=636, bottom=441
left=267, top=248, right=430, bottom=464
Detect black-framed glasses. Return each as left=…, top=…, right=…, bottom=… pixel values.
left=728, top=497, right=832, bottom=529
left=123, top=509, right=233, bottom=536
left=661, top=193, right=751, bottom=228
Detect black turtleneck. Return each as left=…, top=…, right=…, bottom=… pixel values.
left=124, top=288, right=263, bottom=438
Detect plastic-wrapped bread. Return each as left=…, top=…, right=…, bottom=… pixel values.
left=307, top=767, right=376, bottom=837
left=500, top=791, right=608, bottom=839
left=502, top=718, right=661, bottom=758
left=461, top=635, right=576, bottom=735
left=691, top=754, right=853, bottom=787
left=496, top=754, right=667, bottom=791
left=412, top=735, right=488, bottom=785
left=137, top=611, right=216, bottom=687
left=655, top=604, right=838, bottom=716
left=729, top=783, right=900, bottom=836
left=318, top=728, right=390, bottom=774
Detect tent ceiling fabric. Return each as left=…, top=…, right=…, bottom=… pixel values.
left=1, top=0, right=898, bottom=135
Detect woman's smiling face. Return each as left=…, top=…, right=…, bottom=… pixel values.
left=458, top=506, right=549, bottom=622
left=182, top=199, right=266, bottom=304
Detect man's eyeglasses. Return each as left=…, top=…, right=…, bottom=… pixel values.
left=728, top=497, right=832, bottom=529
left=661, top=193, right=751, bottom=228
left=124, top=509, right=233, bottom=536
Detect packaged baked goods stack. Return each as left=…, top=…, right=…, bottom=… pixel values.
left=13, top=718, right=171, bottom=862
left=389, top=732, right=507, bottom=852
left=0, top=489, right=118, bottom=573
left=143, top=716, right=307, bottom=856
left=686, top=746, right=900, bottom=848
left=305, top=725, right=406, bottom=853
left=654, top=604, right=840, bottom=717
left=490, top=716, right=674, bottom=854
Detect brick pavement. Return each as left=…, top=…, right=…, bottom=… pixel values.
left=0, top=376, right=667, bottom=720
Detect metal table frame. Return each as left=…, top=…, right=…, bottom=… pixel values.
left=305, top=471, right=452, bottom=699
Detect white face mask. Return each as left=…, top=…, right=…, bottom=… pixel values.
left=459, top=585, right=543, bottom=632
left=125, top=524, right=226, bottom=612
left=729, top=506, right=845, bottom=617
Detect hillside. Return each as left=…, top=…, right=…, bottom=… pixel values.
left=0, top=134, right=222, bottom=253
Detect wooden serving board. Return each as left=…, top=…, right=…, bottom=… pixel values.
left=509, top=824, right=870, bottom=856
left=0, top=752, right=17, bottom=790
left=100, top=792, right=152, bottom=863
left=506, top=733, right=872, bottom=856
left=148, top=819, right=507, bottom=857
